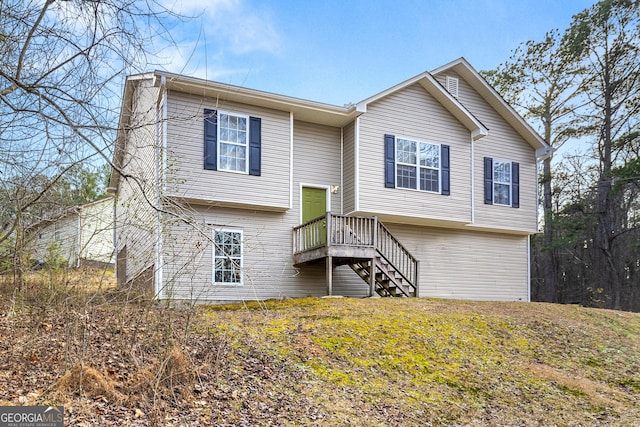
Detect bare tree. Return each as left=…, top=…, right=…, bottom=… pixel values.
left=482, top=30, right=586, bottom=303
left=564, top=0, right=640, bottom=309
left=0, top=0, right=182, bottom=284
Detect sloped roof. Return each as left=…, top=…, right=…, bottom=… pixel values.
left=24, top=196, right=114, bottom=237
left=431, top=57, right=549, bottom=152
left=109, top=60, right=550, bottom=192
left=355, top=71, right=489, bottom=141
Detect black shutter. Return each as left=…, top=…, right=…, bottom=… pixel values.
left=204, top=109, right=217, bottom=170
left=441, top=145, right=450, bottom=195
left=249, top=116, right=261, bottom=176
left=384, top=134, right=395, bottom=188
left=511, top=162, right=519, bottom=208
left=484, top=157, right=493, bottom=204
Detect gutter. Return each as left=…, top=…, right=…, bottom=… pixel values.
left=535, top=145, right=554, bottom=160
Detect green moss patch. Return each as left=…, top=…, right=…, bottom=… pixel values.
left=197, top=297, right=640, bottom=425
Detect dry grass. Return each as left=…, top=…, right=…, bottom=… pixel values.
left=53, top=364, right=124, bottom=403
left=199, top=297, right=640, bottom=426
left=0, top=274, right=639, bottom=426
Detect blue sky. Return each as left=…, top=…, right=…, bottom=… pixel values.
left=162, top=0, right=595, bottom=106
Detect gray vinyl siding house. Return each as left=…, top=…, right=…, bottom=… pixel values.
left=28, top=197, right=115, bottom=268
left=109, top=58, right=550, bottom=302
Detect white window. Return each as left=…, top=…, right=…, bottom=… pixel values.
left=218, top=112, right=248, bottom=173
left=396, top=137, right=440, bottom=193
left=493, top=160, right=512, bottom=206
left=213, top=229, right=243, bottom=285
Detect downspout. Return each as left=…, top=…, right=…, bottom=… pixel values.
left=77, top=208, right=82, bottom=268
left=354, top=117, right=360, bottom=212
left=340, top=127, right=344, bottom=215
left=470, top=135, right=475, bottom=224
left=112, top=196, right=117, bottom=272
left=289, top=112, right=294, bottom=210
left=527, top=235, right=531, bottom=302
left=154, top=76, right=167, bottom=298
left=535, top=157, right=540, bottom=230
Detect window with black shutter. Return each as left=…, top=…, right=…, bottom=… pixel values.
left=484, top=157, right=519, bottom=208
left=384, top=134, right=450, bottom=195
left=204, top=109, right=261, bottom=175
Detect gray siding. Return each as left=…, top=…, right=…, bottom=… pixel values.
left=293, top=120, right=342, bottom=215
left=79, top=198, right=115, bottom=264
left=160, top=207, right=368, bottom=301
left=115, top=78, right=160, bottom=283
left=164, top=92, right=291, bottom=211
left=342, top=121, right=356, bottom=214
left=29, top=214, right=78, bottom=266
left=385, top=223, right=529, bottom=301
left=159, top=119, right=367, bottom=301
left=357, top=83, right=473, bottom=224
left=435, top=71, right=538, bottom=232
left=161, top=207, right=529, bottom=302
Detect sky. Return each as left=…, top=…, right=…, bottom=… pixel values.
left=160, top=0, right=595, bottom=107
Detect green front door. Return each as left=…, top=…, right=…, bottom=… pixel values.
left=302, top=187, right=327, bottom=246
left=302, top=187, right=327, bottom=223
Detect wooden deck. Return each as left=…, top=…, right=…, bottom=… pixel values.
left=292, top=213, right=419, bottom=297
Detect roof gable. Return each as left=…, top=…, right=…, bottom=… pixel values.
left=431, top=57, right=549, bottom=153
left=355, top=72, right=488, bottom=141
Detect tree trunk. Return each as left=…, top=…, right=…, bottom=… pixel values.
left=594, top=179, right=614, bottom=307
left=12, top=213, right=25, bottom=291
left=593, top=68, right=615, bottom=309
left=542, top=157, right=556, bottom=302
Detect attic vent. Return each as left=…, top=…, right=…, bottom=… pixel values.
left=446, top=76, right=459, bottom=98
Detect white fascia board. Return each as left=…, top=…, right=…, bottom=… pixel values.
left=432, top=58, right=548, bottom=150
left=155, top=70, right=356, bottom=127
left=535, top=146, right=554, bottom=160
left=356, top=71, right=488, bottom=139
left=356, top=72, right=431, bottom=113
left=471, top=128, right=489, bottom=141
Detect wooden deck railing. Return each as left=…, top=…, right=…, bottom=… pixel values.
left=375, top=221, right=419, bottom=289
left=293, top=213, right=419, bottom=289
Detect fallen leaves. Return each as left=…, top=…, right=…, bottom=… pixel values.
left=0, top=285, right=639, bottom=426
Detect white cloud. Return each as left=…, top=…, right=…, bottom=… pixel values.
left=161, top=0, right=238, bottom=17
left=163, top=0, right=282, bottom=56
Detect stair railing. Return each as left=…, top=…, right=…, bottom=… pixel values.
left=375, top=221, right=419, bottom=295
left=293, top=213, right=419, bottom=295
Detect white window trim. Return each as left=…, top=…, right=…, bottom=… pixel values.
left=217, top=110, right=250, bottom=174
left=212, top=227, right=244, bottom=286
left=394, top=135, right=441, bottom=194
left=492, top=158, right=512, bottom=207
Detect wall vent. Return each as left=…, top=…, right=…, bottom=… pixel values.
left=446, top=76, right=459, bottom=98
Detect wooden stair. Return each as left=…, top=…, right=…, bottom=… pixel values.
left=350, top=256, right=416, bottom=297
left=293, top=213, right=419, bottom=298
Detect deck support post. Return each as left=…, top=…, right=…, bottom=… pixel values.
left=414, top=260, right=420, bottom=297
left=326, top=255, right=333, bottom=296
left=369, top=258, right=375, bottom=297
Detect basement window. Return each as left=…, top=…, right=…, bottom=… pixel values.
left=213, top=229, right=243, bottom=285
